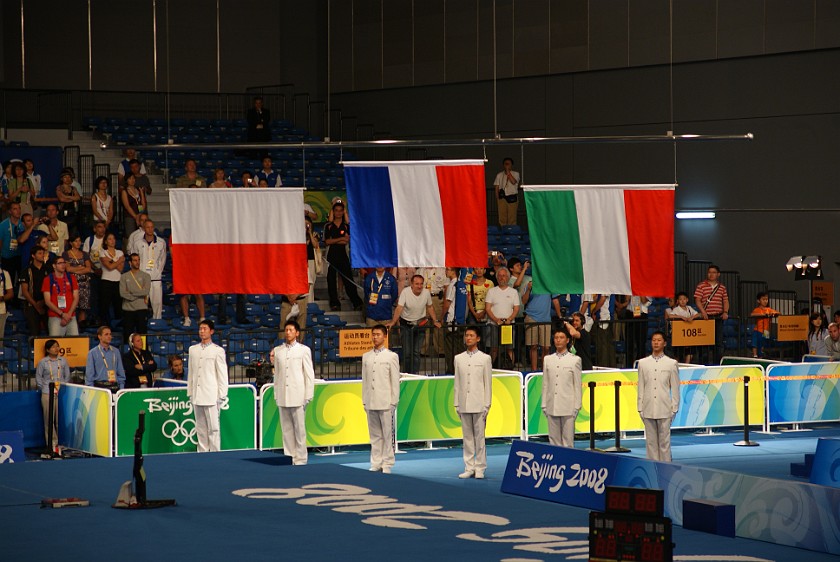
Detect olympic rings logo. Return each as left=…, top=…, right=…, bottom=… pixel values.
left=161, top=418, right=198, bottom=447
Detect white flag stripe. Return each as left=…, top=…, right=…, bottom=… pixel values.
left=343, top=159, right=485, bottom=167
left=524, top=184, right=676, bottom=191
left=169, top=188, right=305, bottom=245
left=389, top=164, right=446, bottom=267
left=576, top=189, right=632, bottom=294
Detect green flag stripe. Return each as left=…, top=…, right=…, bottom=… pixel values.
left=524, top=190, right=584, bottom=294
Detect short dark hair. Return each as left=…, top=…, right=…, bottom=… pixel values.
left=128, top=253, right=139, bottom=260
left=411, top=274, right=424, bottom=284
left=507, top=257, right=521, bottom=269
left=371, top=324, right=388, bottom=336
left=708, top=264, right=721, bottom=273
left=44, top=339, right=59, bottom=353
left=285, top=319, right=301, bottom=332
left=675, top=291, right=688, bottom=299
left=552, top=327, right=571, bottom=340
left=128, top=158, right=141, bottom=167
left=167, top=354, right=183, bottom=368
left=503, top=157, right=514, bottom=165
left=332, top=200, right=344, bottom=210
left=96, top=325, right=111, bottom=337
left=200, top=319, right=215, bottom=331
left=756, top=291, right=768, bottom=300
left=650, top=330, right=667, bottom=341
left=464, top=326, right=481, bottom=338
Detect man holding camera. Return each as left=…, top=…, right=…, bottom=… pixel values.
left=494, top=157, right=520, bottom=226
left=37, top=203, right=69, bottom=256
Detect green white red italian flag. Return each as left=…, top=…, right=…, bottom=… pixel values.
left=523, top=184, right=675, bottom=297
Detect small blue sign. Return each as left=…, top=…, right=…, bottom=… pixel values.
left=0, top=430, right=26, bottom=463
left=810, top=437, right=840, bottom=488
left=501, top=440, right=621, bottom=510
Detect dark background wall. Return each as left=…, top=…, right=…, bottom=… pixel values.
left=1, top=0, right=838, bottom=298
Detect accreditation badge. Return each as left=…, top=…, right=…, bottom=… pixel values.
left=9, top=239, right=17, bottom=250
left=633, top=305, right=641, bottom=317
left=139, top=375, right=148, bottom=385
left=57, top=295, right=67, bottom=309
left=107, top=370, right=116, bottom=383
left=147, top=259, right=155, bottom=270
left=368, top=293, right=379, bottom=305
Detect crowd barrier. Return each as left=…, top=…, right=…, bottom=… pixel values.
left=25, top=356, right=838, bottom=457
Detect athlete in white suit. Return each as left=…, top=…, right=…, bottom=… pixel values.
left=187, top=319, right=229, bottom=452
left=454, top=326, right=493, bottom=479
left=272, top=320, right=315, bottom=465
left=637, top=331, right=680, bottom=461
left=542, top=328, right=582, bottom=448
left=361, top=324, right=401, bottom=473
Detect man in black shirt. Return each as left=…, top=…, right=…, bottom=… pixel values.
left=324, top=201, right=362, bottom=311
left=20, top=246, right=50, bottom=337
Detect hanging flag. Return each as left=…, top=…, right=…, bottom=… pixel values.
left=343, top=160, right=487, bottom=268
left=524, top=184, right=675, bottom=296
left=169, top=188, right=308, bottom=294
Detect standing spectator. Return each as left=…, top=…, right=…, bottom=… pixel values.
left=90, top=176, right=115, bottom=233
left=55, top=171, right=81, bottom=233
left=0, top=263, right=13, bottom=339
left=119, top=253, right=151, bottom=341
left=17, top=213, right=44, bottom=275
left=8, top=162, right=36, bottom=216
left=246, top=96, right=271, bottom=143
left=364, top=267, right=398, bottom=326
left=117, top=149, right=146, bottom=187
left=494, top=157, right=521, bottom=226
left=63, top=234, right=93, bottom=329
left=83, top=221, right=107, bottom=322
left=324, top=200, right=361, bottom=311
left=85, top=326, right=125, bottom=389
left=454, top=327, right=492, bottom=479
left=255, top=156, right=283, bottom=187
left=271, top=320, right=315, bottom=465
left=824, top=322, right=840, bottom=361
left=568, top=311, right=594, bottom=371
left=808, top=313, right=828, bottom=356
left=175, top=159, right=206, bottom=189
left=467, top=267, right=494, bottom=336
left=389, top=274, right=441, bottom=374
left=585, top=294, right=616, bottom=368
left=24, top=159, right=42, bottom=196
left=209, top=168, right=232, bottom=188
left=41, top=257, right=79, bottom=336
left=693, top=265, right=729, bottom=364
left=187, top=320, right=229, bottom=453
left=484, top=267, right=521, bottom=368
left=637, top=331, right=680, bottom=462
left=128, top=159, right=152, bottom=195
left=420, top=267, right=448, bottom=357
left=99, top=232, right=125, bottom=325
left=134, top=219, right=166, bottom=319
left=442, top=267, right=468, bottom=374
left=542, top=327, right=582, bottom=448
left=123, top=333, right=157, bottom=389
left=0, top=202, right=26, bottom=289
left=126, top=213, right=149, bottom=256
left=522, top=279, right=554, bottom=372
left=750, top=292, right=780, bottom=358
left=361, top=324, right=401, bottom=474
left=37, top=203, right=69, bottom=257
left=19, top=247, right=50, bottom=337
left=35, top=339, right=70, bottom=452
left=121, top=173, right=147, bottom=242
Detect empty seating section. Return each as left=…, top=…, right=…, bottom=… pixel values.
left=81, top=116, right=344, bottom=189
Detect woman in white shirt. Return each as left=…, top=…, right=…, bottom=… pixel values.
left=91, top=176, right=114, bottom=232
left=99, top=232, right=125, bottom=324
left=808, top=313, right=829, bottom=356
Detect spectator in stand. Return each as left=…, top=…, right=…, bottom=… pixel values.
left=134, top=219, right=166, bottom=319
left=246, top=96, right=272, bottom=143
left=0, top=202, right=26, bottom=289
left=442, top=267, right=468, bottom=374
left=91, top=176, right=115, bottom=233
left=808, top=313, right=829, bottom=356
left=99, top=232, right=125, bottom=326
left=179, top=293, right=206, bottom=328
left=117, top=148, right=146, bottom=187
left=8, top=162, right=36, bottom=216
left=63, top=234, right=93, bottom=329
left=128, top=159, right=152, bottom=196
left=209, top=168, right=232, bottom=188
left=485, top=251, right=506, bottom=286
left=324, top=200, right=361, bottom=312
left=126, top=213, right=149, bottom=256
left=389, top=274, right=441, bottom=374
left=0, top=263, right=13, bottom=339
left=17, top=213, right=45, bottom=274
left=24, top=159, right=41, bottom=196
left=568, top=311, right=593, bottom=370
left=41, top=256, right=79, bottom=336
left=824, top=322, right=840, bottom=361
left=522, top=278, right=556, bottom=372
left=55, top=171, right=82, bottom=233
left=175, top=159, right=206, bottom=189
left=467, top=267, right=494, bottom=345
left=123, top=333, right=157, bottom=389
left=37, top=203, right=69, bottom=257
left=240, top=170, right=256, bottom=188
left=20, top=246, right=50, bottom=337
left=121, top=173, right=147, bottom=242
left=120, top=253, right=151, bottom=341
left=494, top=157, right=520, bottom=226
left=85, top=325, right=125, bottom=390
left=255, top=156, right=283, bottom=187
left=1, top=161, right=14, bottom=200
left=666, top=292, right=699, bottom=363
left=585, top=294, right=616, bottom=368
left=364, top=267, right=399, bottom=327
left=166, top=354, right=186, bottom=380
left=83, top=220, right=107, bottom=322
left=694, top=265, right=729, bottom=364
left=420, top=267, right=448, bottom=357
left=750, top=292, right=780, bottom=359
left=484, top=267, right=521, bottom=368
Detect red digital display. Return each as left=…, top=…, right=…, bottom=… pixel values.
left=604, top=486, right=663, bottom=517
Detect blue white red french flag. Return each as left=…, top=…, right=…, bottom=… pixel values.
left=343, top=160, right=488, bottom=268
left=169, top=188, right=309, bottom=294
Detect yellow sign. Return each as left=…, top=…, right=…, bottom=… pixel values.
left=338, top=328, right=389, bottom=358
left=33, top=336, right=91, bottom=368
left=812, top=281, right=834, bottom=306
left=777, top=315, right=809, bottom=342
left=670, top=319, right=715, bottom=346
left=501, top=324, right=513, bottom=345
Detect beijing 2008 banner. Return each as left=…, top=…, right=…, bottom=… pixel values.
left=114, top=385, right=256, bottom=456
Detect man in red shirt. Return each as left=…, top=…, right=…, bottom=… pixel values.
left=42, top=257, right=79, bottom=336
left=693, top=264, right=729, bottom=364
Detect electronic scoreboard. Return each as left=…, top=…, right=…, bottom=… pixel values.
left=589, top=486, right=674, bottom=562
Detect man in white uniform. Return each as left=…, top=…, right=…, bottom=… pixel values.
left=542, top=327, right=582, bottom=447
left=134, top=219, right=167, bottom=319
left=272, top=319, right=315, bottom=465
left=187, top=319, right=229, bottom=452
left=454, top=327, right=493, bottom=479
left=637, top=331, right=680, bottom=461
left=361, top=324, right=401, bottom=473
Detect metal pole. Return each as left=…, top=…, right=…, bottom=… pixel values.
left=733, top=375, right=759, bottom=447
left=586, top=381, right=603, bottom=452
left=604, top=381, right=630, bottom=453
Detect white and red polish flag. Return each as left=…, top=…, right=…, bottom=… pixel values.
left=169, top=188, right=309, bottom=294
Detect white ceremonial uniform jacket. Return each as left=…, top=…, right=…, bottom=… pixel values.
left=636, top=354, right=680, bottom=419
left=453, top=350, right=493, bottom=414
left=187, top=342, right=228, bottom=406
left=273, top=341, right=315, bottom=408
left=542, top=352, right=582, bottom=416
left=361, top=348, right=401, bottom=411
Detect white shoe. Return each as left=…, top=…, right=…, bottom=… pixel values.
left=475, top=471, right=485, bottom=479
left=381, top=467, right=391, bottom=474
left=369, top=466, right=381, bottom=472
left=458, top=471, right=475, bottom=479
left=183, top=317, right=192, bottom=327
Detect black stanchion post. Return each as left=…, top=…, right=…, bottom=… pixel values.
left=586, top=381, right=604, bottom=452
left=734, top=375, right=759, bottom=447
left=604, top=380, right=631, bottom=453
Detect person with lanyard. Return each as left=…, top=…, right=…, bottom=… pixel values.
left=325, top=200, right=362, bottom=312
left=99, top=232, right=125, bottom=325
left=0, top=202, right=26, bottom=288
left=35, top=339, right=71, bottom=453
left=119, top=253, right=151, bottom=343
left=123, top=333, right=157, bottom=389
left=271, top=319, right=315, bottom=465
left=20, top=246, right=50, bottom=337
left=637, top=331, right=680, bottom=462
left=0, top=263, right=13, bottom=340
left=85, top=325, right=125, bottom=390
left=442, top=267, right=469, bottom=374
left=37, top=203, right=70, bottom=257
left=363, top=267, right=398, bottom=326
left=361, top=324, right=401, bottom=474
left=134, top=219, right=166, bottom=319
left=90, top=176, right=115, bottom=233
left=454, top=326, right=493, bottom=479
left=120, top=173, right=147, bottom=244
left=542, top=327, right=582, bottom=448
left=41, top=256, right=79, bottom=336
left=187, top=319, right=229, bottom=452
left=56, top=171, right=82, bottom=233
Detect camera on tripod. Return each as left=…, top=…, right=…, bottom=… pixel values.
left=246, top=358, right=274, bottom=388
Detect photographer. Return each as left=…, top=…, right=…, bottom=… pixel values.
left=494, top=157, right=520, bottom=226
left=37, top=203, right=69, bottom=257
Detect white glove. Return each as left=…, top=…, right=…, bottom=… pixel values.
left=573, top=409, right=580, bottom=419
left=482, top=407, right=489, bottom=419
left=304, top=399, right=311, bottom=408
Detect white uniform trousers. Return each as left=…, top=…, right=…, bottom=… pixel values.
left=41, top=392, right=59, bottom=449
left=149, top=280, right=163, bottom=319
left=366, top=407, right=395, bottom=469
left=194, top=404, right=221, bottom=452
left=280, top=405, right=308, bottom=465
left=459, top=412, right=487, bottom=473
left=642, top=416, right=672, bottom=461
left=546, top=414, right=575, bottom=448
